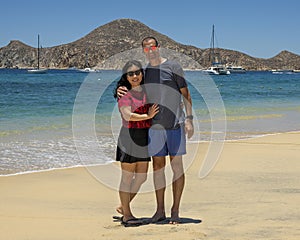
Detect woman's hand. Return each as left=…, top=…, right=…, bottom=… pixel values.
left=147, top=104, right=159, bottom=119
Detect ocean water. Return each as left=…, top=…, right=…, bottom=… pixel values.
left=1, top=69, right=300, bottom=175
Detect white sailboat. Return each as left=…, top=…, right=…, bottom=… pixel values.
left=28, top=34, right=47, bottom=74
left=203, top=25, right=230, bottom=75
left=77, top=47, right=100, bottom=73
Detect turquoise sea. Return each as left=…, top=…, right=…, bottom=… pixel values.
left=1, top=69, right=300, bottom=175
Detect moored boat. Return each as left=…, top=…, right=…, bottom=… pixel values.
left=77, top=47, right=100, bottom=73
left=204, top=25, right=230, bottom=75
left=28, top=68, right=47, bottom=74
left=226, top=65, right=246, bottom=73
left=203, top=65, right=230, bottom=75
left=27, top=34, right=48, bottom=74
left=271, top=69, right=294, bottom=74
left=77, top=67, right=100, bottom=73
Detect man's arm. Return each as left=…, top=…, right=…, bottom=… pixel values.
left=117, top=86, right=128, bottom=99
left=180, top=87, right=194, bottom=139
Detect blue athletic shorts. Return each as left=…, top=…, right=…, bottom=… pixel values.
left=148, top=125, right=186, bottom=157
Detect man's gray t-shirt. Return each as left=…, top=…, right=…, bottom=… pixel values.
left=144, top=60, right=187, bottom=129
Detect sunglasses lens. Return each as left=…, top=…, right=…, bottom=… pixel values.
left=127, top=70, right=141, bottom=77
left=143, top=46, right=157, bottom=52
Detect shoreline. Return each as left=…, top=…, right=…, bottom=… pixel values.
left=2, top=67, right=300, bottom=72
left=2, top=130, right=300, bottom=177
left=1, top=130, right=300, bottom=178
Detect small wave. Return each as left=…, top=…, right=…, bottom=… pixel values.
left=0, top=163, right=114, bottom=177
left=0, top=135, right=116, bottom=176
left=226, top=114, right=282, bottom=121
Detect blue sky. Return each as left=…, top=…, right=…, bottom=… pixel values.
left=1, top=0, right=299, bottom=58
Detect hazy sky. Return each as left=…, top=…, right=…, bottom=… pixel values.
left=1, top=0, right=299, bottom=58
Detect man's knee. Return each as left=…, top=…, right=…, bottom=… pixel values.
left=170, top=156, right=184, bottom=172
left=152, top=157, right=166, bottom=171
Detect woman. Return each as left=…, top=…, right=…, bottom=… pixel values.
left=114, top=60, right=159, bottom=226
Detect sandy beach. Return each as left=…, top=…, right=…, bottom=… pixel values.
left=1, top=131, right=299, bottom=240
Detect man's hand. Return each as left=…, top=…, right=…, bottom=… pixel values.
left=185, top=119, right=194, bottom=139
left=117, top=86, right=128, bottom=98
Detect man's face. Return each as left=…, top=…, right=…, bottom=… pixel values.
left=142, top=39, right=160, bottom=62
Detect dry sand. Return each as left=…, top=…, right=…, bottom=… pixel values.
left=1, top=132, right=299, bottom=240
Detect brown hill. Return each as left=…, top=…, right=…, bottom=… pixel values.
left=0, top=19, right=299, bottom=70
left=262, top=50, right=300, bottom=70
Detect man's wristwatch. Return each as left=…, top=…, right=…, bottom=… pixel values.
left=185, top=115, right=193, bottom=120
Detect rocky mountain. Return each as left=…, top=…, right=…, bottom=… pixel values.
left=1, top=19, right=300, bottom=70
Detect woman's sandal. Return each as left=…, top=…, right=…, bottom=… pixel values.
left=121, top=218, right=143, bottom=227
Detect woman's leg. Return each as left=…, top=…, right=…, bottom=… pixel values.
left=119, top=162, right=136, bottom=221
left=116, top=161, right=149, bottom=215
left=130, top=161, right=148, bottom=195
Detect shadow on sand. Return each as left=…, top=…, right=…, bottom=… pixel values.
left=148, top=217, right=202, bottom=225
left=113, top=215, right=202, bottom=227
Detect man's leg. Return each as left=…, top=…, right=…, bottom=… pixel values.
left=151, top=156, right=167, bottom=222
left=169, top=155, right=185, bottom=224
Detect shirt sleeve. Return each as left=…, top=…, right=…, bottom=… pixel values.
left=173, top=62, right=187, bottom=89
left=118, top=93, right=132, bottom=109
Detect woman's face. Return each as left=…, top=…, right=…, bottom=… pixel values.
left=126, top=65, right=143, bottom=88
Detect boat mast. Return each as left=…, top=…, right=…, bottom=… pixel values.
left=84, top=44, right=90, bottom=68
left=210, top=24, right=215, bottom=64
left=37, top=34, right=40, bottom=70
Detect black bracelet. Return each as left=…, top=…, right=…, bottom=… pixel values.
left=186, top=115, right=193, bottom=120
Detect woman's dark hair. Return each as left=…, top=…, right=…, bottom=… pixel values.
left=113, top=60, right=144, bottom=98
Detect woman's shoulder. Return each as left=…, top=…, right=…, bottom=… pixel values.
left=118, top=91, right=133, bottom=105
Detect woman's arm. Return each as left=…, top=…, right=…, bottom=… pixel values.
left=120, top=104, right=159, bottom=121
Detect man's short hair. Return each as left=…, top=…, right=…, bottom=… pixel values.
left=141, top=36, right=159, bottom=47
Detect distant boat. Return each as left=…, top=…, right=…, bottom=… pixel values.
left=77, top=67, right=100, bottom=73
left=271, top=69, right=294, bottom=74
left=77, top=47, right=100, bottom=73
left=203, top=65, right=230, bottom=75
left=226, top=65, right=246, bottom=74
left=27, top=35, right=47, bottom=74
left=203, top=25, right=230, bottom=75
left=28, top=68, right=47, bottom=74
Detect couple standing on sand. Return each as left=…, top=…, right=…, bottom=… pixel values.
left=113, top=36, right=194, bottom=227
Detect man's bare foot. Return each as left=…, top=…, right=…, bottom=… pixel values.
left=116, top=205, right=123, bottom=215
left=151, top=211, right=166, bottom=223
left=169, top=211, right=181, bottom=224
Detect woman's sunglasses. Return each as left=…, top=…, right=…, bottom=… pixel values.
left=143, top=46, right=158, bottom=53
left=127, top=69, right=142, bottom=77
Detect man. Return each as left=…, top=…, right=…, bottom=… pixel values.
left=118, top=36, right=194, bottom=224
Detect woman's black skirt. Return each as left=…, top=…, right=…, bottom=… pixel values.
left=116, top=127, right=151, bottom=163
